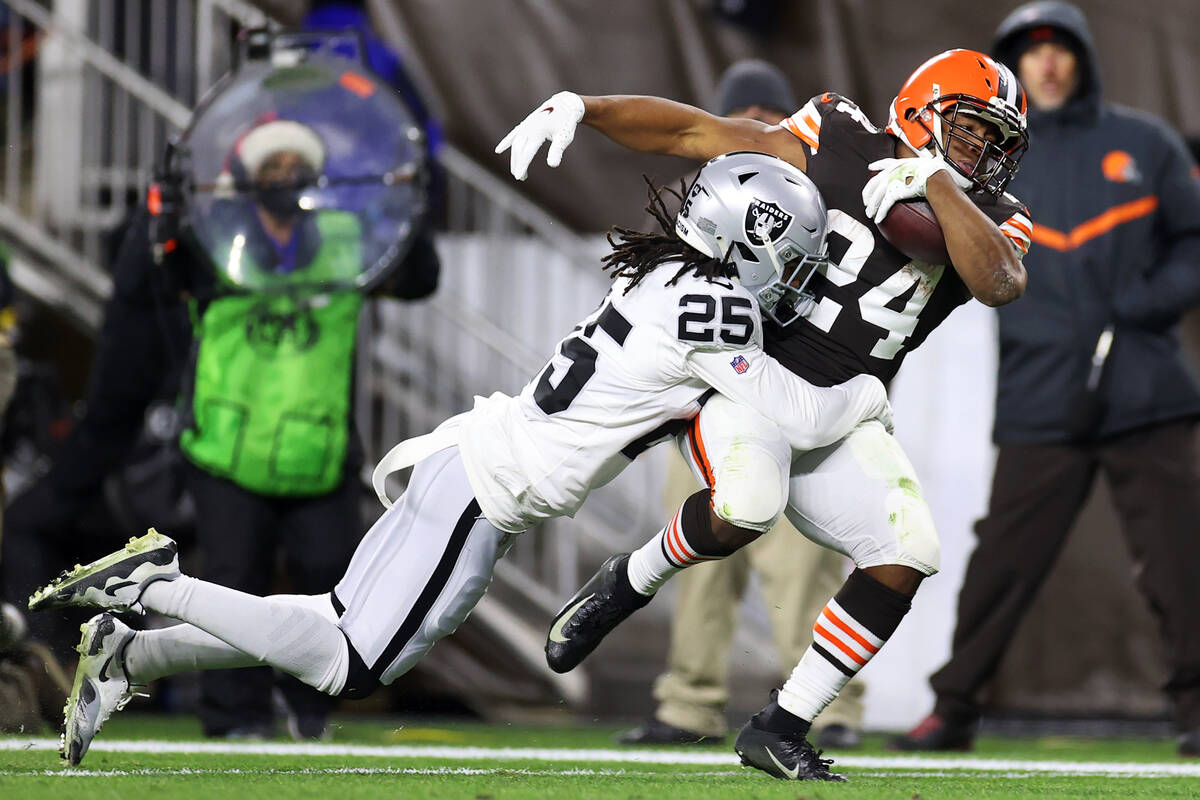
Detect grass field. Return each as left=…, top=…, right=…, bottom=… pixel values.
left=2, top=715, right=1198, bottom=799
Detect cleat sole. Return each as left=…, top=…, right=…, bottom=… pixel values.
left=29, top=530, right=177, bottom=613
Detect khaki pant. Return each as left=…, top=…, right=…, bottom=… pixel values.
left=652, top=451, right=865, bottom=737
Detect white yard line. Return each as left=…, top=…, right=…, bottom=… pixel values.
left=2, top=738, right=1198, bottom=778
left=0, top=766, right=745, bottom=779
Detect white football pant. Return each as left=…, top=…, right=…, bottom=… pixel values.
left=678, top=393, right=940, bottom=575
left=335, top=446, right=516, bottom=686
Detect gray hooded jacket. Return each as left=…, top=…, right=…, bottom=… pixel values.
left=991, top=1, right=1200, bottom=444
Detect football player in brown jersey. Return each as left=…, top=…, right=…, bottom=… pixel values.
left=501, top=50, right=1034, bottom=781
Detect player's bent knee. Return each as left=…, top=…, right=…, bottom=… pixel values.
left=884, top=485, right=940, bottom=576
left=711, top=465, right=787, bottom=535
left=708, top=437, right=789, bottom=534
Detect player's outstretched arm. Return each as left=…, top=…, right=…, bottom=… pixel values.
left=688, top=348, right=893, bottom=452
left=581, top=95, right=800, bottom=164
left=496, top=92, right=806, bottom=180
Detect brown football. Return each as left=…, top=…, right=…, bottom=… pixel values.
left=878, top=199, right=951, bottom=265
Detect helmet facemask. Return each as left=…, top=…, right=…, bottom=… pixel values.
left=748, top=235, right=826, bottom=327
left=919, top=97, right=1028, bottom=195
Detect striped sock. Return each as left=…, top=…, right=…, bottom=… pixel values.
left=778, top=569, right=913, bottom=722
left=626, top=489, right=728, bottom=595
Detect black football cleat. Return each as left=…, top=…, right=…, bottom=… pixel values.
left=734, top=705, right=845, bottom=782
left=816, top=723, right=863, bottom=750
left=545, top=554, right=650, bottom=673
left=28, top=530, right=180, bottom=615
left=1179, top=726, right=1200, bottom=758
left=888, top=712, right=977, bottom=751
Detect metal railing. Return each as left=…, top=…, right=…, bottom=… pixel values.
left=0, top=0, right=264, bottom=323
left=0, top=0, right=718, bottom=705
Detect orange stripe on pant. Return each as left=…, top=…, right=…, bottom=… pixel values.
left=688, top=417, right=715, bottom=492
left=1030, top=195, right=1158, bottom=251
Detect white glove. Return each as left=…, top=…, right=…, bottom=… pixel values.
left=494, top=91, right=586, bottom=181
left=861, top=156, right=972, bottom=224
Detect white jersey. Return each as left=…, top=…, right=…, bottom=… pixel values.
left=449, top=264, right=890, bottom=533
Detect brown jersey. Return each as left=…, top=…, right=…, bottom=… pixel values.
left=769, top=92, right=1032, bottom=386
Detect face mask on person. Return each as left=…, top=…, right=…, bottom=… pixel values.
left=254, top=163, right=317, bottom=222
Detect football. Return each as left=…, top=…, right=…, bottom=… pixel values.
left=877, top=199, right=951, bottom=265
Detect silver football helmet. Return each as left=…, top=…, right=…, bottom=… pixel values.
left=675, top=151, right=828, bottom=326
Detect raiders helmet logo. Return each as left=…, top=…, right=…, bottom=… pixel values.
left=744, top=199, right=793, bottom=245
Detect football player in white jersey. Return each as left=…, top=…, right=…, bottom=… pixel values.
left=500, top=50, right=1031, bottom=782
left=28, top=152, right=891, bottom=766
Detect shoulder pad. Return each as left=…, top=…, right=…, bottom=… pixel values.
left=782, top=92, right=877, bottom=152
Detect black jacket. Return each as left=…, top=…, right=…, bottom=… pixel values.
left=990, top=1, right=1200, bottom=444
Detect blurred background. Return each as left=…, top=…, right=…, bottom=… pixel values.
left=1, top=0, right=1198, bottom=735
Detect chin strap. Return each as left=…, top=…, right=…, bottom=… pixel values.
left=760, top=237, right=787, bottom=282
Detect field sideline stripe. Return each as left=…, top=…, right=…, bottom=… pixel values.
left=0, top=767, right=747, bottom=779
left=0, top=767, right=1186, bottom=780
left=2, top=738, right=1199, bottom=777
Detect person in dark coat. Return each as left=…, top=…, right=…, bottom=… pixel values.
left=892, top=0, right=1200, bottom=757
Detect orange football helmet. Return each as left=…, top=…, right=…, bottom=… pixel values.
left=886, top=49, right=1029, bottom=195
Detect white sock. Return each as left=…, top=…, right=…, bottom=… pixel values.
left=125, top=622, right=259, bottom=683
left=627, top=497, right=723, bottom=595
left=776, top=570, right=911, bottom=722
left=779, top=647, right=853, bottom=721
left=139, top=578, right=349, bottom=695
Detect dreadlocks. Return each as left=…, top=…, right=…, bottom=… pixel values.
left=601, top=177, right=734, bottom=294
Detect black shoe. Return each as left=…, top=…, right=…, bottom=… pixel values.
left=545, top=554, right=650, bottom=674
left=733, top=696, right=845, bottom=781
left=211, top=723, right=275, bottom=740
left=287, top=713, right=331, bottom=741
left=888, top=712, right=976, bottom=751
left=816, top=723, right=862, bottom=750
left=617, top=718, right=723, bottom=745
left=1180, top=726, right=1200, bottom=757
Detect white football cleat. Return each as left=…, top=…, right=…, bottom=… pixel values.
left=61, top=613, right=145, bottom=766
left=28, top=529, right=180, bottom=614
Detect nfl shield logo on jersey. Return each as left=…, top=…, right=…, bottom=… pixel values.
left=744, top=199, right=793, bottom=245
left=730, top=355, right=750, bottom=374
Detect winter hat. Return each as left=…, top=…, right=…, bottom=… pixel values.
left=238, top=119, right=325, bottom=175
left=713, top=59, right=797, bottom=117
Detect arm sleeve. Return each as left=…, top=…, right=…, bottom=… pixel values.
left=44, top=208, right=188, bottom=497
left=1114, top=127, right=1200, bottom=328
left=685, top=346, right=892, bottom=451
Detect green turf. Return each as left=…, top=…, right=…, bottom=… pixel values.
left=1, top=715, right=1195, bottom=800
